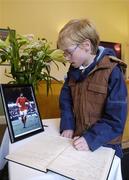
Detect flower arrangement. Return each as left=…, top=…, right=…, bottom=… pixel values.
left=0, top=29, right=66, bottom=93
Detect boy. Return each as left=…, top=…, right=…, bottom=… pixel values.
left=57, top=19, right=128, bottom=179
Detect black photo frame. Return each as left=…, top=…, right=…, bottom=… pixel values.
left=0, top=84, right=44, bottom=143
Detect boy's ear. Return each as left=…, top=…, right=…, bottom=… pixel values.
left=81, top=39, right=91, bottom=51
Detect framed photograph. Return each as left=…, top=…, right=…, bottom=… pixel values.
left=0, top=84, right=44, bottom=143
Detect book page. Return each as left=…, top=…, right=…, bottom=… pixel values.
left=6, top=134, right=71, bottom=172
left=48, top=146, right=115, bottom=180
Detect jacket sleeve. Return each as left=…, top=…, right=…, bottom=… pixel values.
left=83, top=65, right=128, bottom=151
left=59, top=78, right=75, bottom=133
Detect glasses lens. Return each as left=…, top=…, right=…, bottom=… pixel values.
left=64, top=51, right=70, bottom=57
left=64, top=45, right=78, bottom=57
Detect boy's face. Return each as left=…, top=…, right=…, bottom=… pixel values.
left=63, top=40, right=94, bottom=68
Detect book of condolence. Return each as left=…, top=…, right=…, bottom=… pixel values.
left=6, top=134, right=115, bottom=180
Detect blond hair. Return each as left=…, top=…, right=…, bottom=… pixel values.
left=57, top=19, right=100, bottom=54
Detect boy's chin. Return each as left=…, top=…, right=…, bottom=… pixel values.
left=71, top=63, right=79, bottom=68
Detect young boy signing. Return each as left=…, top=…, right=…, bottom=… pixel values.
left=57, top=19, right=128, bottom=180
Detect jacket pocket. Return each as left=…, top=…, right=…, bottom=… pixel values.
left=88, top=83, right=107, bottom=94
left=87, top=83, right=107, bottom=104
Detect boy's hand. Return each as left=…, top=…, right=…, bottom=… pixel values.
left=61, top=130, right=74, bottom=138
left=73, top=136, right=89, bottom=151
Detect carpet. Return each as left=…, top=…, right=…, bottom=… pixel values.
left=0, top=163, right=8, bottom=180
left=121, top=148, right=129, bottom=180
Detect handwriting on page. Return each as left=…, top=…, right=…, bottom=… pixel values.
left=48, top=146, right=115, bottom=180
left=6, top=134, right=71, bottom=172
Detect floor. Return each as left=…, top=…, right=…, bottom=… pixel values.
left=121, top=148, right=129, bottom=180
left=0, top=163, right=8, bottom=180
left=122, top=140, right=129, bottom=179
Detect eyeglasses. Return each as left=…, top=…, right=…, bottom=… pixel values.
left=63, top=45, right=78, bottom=58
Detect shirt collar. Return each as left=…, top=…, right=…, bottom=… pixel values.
left=79, top=62, right=94, bottom=71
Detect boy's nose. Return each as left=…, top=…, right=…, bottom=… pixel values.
left=65, top=56, right=71, bottom=61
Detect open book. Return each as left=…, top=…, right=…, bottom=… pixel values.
left=6, top=134, right=115, bottom=180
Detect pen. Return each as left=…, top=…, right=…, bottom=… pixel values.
left=43, top=125, right=48, bottom=127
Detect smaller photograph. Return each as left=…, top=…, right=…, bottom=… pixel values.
left=0, top=84, right=44, bottom=143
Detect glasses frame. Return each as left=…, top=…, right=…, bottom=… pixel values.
left=63, top=45, right=79, bottom=58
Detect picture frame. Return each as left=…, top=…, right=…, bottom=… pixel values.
left=0, top=84, right=44, bottom=143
